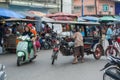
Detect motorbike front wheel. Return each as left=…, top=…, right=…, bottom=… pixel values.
left=103, top=67, right=119, bottom=80
left=103, top=73, right=115, bottom=80
left=17, top=57, right=22, bottom=66
left=51, top=52, right=58, bottom=65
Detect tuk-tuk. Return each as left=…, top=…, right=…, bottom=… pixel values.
left=45, top=21, right=104, bottom=64
left=2, top=19, right=37, bottom=53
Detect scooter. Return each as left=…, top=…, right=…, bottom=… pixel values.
left=0, top=64, right=6, bottom=80
left=101, top=56, right=120, bottom=80
left=16, top=35, right=36, bottom=66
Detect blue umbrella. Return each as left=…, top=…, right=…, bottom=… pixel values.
left=0, top=8, right=25, bottom=19
left=77, top=17, right=85, bottom=22
left=81, top=16, right=99, bottom=22
left=114, top=16, right=120, bottom=21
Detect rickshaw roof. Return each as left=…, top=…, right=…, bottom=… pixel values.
left=5, top=19, right=37, bottom=22
left=45, top=21, right=100, bottom=26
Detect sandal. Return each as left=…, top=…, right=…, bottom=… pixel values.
left=72, top=58, right=78, bottom=64
left=81, top=58, right=85, bottom=63
left=34, top=54, right=37, bottom=57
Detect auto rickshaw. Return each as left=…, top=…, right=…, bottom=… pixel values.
left=45, top=21, right=104, bottom=65
left=2, top=19, right=37, bottom=53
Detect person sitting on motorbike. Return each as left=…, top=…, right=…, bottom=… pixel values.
left=27, top=23, right=37, bottom=57
left=27, top=23, right=37, bottom=37
left=22, top=26, right=35, bottom=58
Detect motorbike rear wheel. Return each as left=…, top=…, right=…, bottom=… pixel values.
left=105, top=46, right=118, bottom=57
left=43, top=42, right=50, bottom=50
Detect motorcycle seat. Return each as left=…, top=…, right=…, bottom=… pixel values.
left=68, top=42, right=74, bottom=47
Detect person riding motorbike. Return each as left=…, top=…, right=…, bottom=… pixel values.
left=22, top=26, right=36, bottom=58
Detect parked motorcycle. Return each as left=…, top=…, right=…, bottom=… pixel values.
left=101, top=56, right=120, bottom=80
left=0, top=64, right=6, bottom=80
left=41, top=37, right=51, bottom=50
left=41, top=33, right=57, bottom=50
left=16, top=35, right=36, bottom=66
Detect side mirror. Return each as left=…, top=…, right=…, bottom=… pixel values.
left=16, top=31, right=20, bottom=36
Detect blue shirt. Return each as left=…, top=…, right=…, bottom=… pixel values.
left=106, top=28, right=113, bottom=39
left=81, top=32, right=85, bottom=37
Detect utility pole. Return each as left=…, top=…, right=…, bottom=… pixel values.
left=81, top=0, right=84, bottom=16
left=95, top=0, right=97, bottom=16
left=61, top=0, right=63, bottom=12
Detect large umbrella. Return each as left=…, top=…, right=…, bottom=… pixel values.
left=46, top=12, right=77, bottom=18
left=77, top=17, right=85, bottom=22
left=81, top=16, right=99, bottom=22
left=114, top=16, right=120, bottom=21
left=99, top=16, right=118, bottom=22
left=0, top=8, right=25, bottom=19
left=28, top=11, right=46, bottom=17
left=41, top=17, right=55, bottom=22
left=52, top=16, right=74, bottom=21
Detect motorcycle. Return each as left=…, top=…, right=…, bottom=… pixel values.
left=0, top=64, right=6, bottom=80
left=41, top=37, right=51, bottom=50
left=16, top=35, right=36, bottom=66
left=105, top=36, right=120, bottom=57
left=51, top=37, right=74, bottom=65
left=101, top=56, right=120, bottom=80
left=41, top=33, right=57, bottom=50
left=51, top=39, right=60, bottom=65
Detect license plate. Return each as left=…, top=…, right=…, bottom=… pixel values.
left=53, top=48, right=59, bottom=51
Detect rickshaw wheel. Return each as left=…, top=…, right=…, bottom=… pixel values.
left=93, top=45, right=103, bottom=60
left=105, top=47, right=118, bottom=57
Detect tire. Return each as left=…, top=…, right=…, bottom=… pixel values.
left=17, top=57, right=21, bottom=66
left=29, top=59, right=32, bottom=62
left=93, top=44, right=103, bottom=60
left=103, top=73, right=115, bottom=80
left=51, top=52, right=58, bottom=65
left=105, top=47, right=118, bottom=57
left=44, top=42, right=50, bottom=50
left=103, top=67, right=118, bottom=80
left=52, top=58, right=55, bottom=65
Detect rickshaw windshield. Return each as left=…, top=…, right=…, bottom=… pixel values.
left=84, top=26, right=101, bottom=37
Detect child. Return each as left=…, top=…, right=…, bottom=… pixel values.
left=35, top=35, right=41, bottom=51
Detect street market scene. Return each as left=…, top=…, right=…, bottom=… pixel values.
left=0, top=0, right=120, bottom=80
